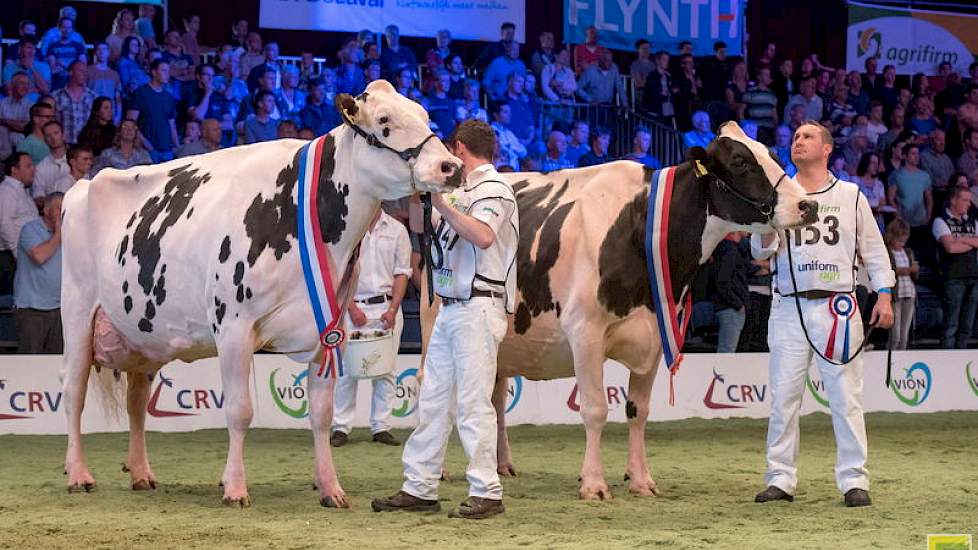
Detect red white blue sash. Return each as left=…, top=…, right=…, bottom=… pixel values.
left=297, top=137, right=345, bottom=378
left=645, top=166, right=693, bottom=405
left=824, top=293, right=857, bottom=362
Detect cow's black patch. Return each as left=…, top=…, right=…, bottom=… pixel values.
left=626, top=400, right=637, bottom=419
left=597, top=188, right=652, bottom=317
left=122, top=281, right=128, bottom=293
left=236, top=285, right=244, bottom=303
left=211, top=323, right=217, bottom=333
left=233, top=261, right=245, bottom=286
left=243, top=150, right=300, bottom=266
left=123, top=295, right=133, bottom=314
left=218, top=236, right=231, bottom=263
left=117, top=235, right=128, bottom=264
left=126, top=212, right=137, bottom=229
left=152, top=274, right=166, bottom=305
left=186, top=207, right=194, bottom=219
left=215, top=298, right=227, bottom=325
left=513, top=180, right=574, bottom=335
left=316, top=135, right=349, bottom=245
left=144, top=301, right=156, bottom=320
left=245, top=287, right=253, bottom=300
left=215, top=273, right=219, bottom=280
left=138, top=318, right=153, bottom=332
left=555, top=302, right=561, bottom=317
left=382, top=127, right=390, bottom=138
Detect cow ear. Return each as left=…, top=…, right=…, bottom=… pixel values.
left=687, top=146, right=713, bottom=174
left=335, top=93, right=359, bottom=125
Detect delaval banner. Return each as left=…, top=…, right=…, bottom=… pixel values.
left=258, top=0, right=526, bottom=43
left=563, top=0, right=744, bottom=55
left=847, top=1, right=978, bottom=76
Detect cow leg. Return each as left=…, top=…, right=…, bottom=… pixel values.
left=218, top=332, right=255, bottom=507
left=493, top=376, right=516, bottom=476
left=572, top=336, right=612, bottom=501
left=64, top=349, right=96, bottom=493
left=308, top=366, right=349, bottom=508
left=126, top=372, right=157, bottom=490
left=624, top=368, right=660, bottom=496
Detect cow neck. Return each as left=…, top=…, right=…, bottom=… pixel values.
left=663, top=161, right=709, bottom=302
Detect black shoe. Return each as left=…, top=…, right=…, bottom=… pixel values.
left=329, top=431, right=348, bottom=448
left=371, top=490, right=441, bottom=513
left=754, top=485, right=794, bottom=503
left=372, top=431, right=400, bottom=446
left=844, top=488, right=872, bottom=507
left=448, top=496, right=505, bottom=519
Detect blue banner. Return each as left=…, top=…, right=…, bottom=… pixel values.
left=564, top=0, right=744, bottom=55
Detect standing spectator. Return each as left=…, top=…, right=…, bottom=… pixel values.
left=958, top=128, right=978, bottom=184
left=908, top=96, right=939, bottom=137
left=623, top=126, right=661, bottom=169
left=874, top=64, right=899, bottom=115
left=238, top=33, right=266, bottom=83
left=362, top=42, right=380, bottom=66
left=4, top=40, right=51, bottom=96
left=423, top=29, right=453, bottom=92
left=53, top=145, right=94, bottom=194
left=565, top=120, right=589, bottom=166
left=394, top=69, right=421, bottom=100
left=0, top=72, right=33, bottom=159
left=743, top=67, right=779, bottom=143
left=854, top=152, right=891, bottom=230
left=299, top=78, right=339, bottom=137
left=725, top=61, right=750, bottom=121
left=93, top=119, right=152, bottom=174
left=842, top=126, right=871, bottom=175
left=883, top=219, right=917, bottom=350
left=445, top=56, right=466, bottom=99
left=128, top=59, right=179, bottom=163
left=336, top=39, right=366, bottom=96
left=541, top=48, right=576, bottom=103
left=33, top=121, right=70, bottom=202
left=77, top=97, right=116, bottom=156
left=541, top=130, right=573, bottom=171
left=14, top=191, right=64, bottom=354
left=180, top=14, right=207, bottom=63
left=865, top=101, right=887, bottom=147
left=758, top=43, right=777, bottom=69
left=135, top=4, right=158, bottom=51
left=783, top=77, right=823, bottom=123
left=932, top=186, right=978, bottom=349
left=683, top=111, right=717, bottom=150
left=228, top=18, right=249, bottom=53
left=161, top=30, right=196, bottom=98
left=713, top=232, right=749, bottom=353
left=921, top=129, right=956, bottom=207
left=118, top=37, right=150, bottom=100
left=673, top=53, right=702, bottom=132
left=53, top=62, right=97, bottom=145
left=475, top=22, right=516, bottom=72
left=641, top=51, right=675, bottom=126
left=88, top=43, right=123, bottom=121
left=105, top=9, right=139, bottom=64
left=38, top=7, right=83, bottom=55
left=573, top=26, right=610, bottom=75
left=185, top=64, right=231, bottom=133
left=483, top=42, right=526, bottom=101
left=576, top=126, right=612, bottom=167
left=17, top=103, right=55, bottom=164
left=244, top=90, right=278, bottom=144
left=530, top=31, right=556, bottom=78
left=177, top=118, right=223, bottom=157
left=379, top=25, right=417, bottom=81
left=503, top=73, right=536, bottom=147
left=246, top=42, right=282, bottom=93
left=770, top=125, right=797, bottom=176
left=699, top=41, right=733, bottom=103
left=630, top=40, right=655, bottom=98
left=888, top=144, right=934, bottom=250
left=576, top=50, right=627, bottom=127
left=772, top=59, right=795, bottom=114
left=426, top=70, right=456, bottom=138
left=737, top=245, right=773, bottom=353
left=847, top=71, right=871, bottom=116
left=876, top=106, right=906, bottom=156
left=297, top=51, right=318, bottom=90
left=276, top=65, right=306, bottom=124
left=6, top=20, right=38, bottom=63
left=44, top=16, right=86, bottom=90
left=861, top=57, right=881, bottom=97
left=490, top=103, right=526, bottom=169
left=0, top=153, right=40, bottom=294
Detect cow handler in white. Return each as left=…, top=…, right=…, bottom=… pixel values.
left=372, top=119, right=519, bottom=519
left=330, top=208, right=412, bottom=447
left=752, top=121, right=894, bottom=507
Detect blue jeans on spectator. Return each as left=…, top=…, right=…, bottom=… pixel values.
left=149, top=150, right=175, bottom=164
left=942, top=278, right=978, bottom=349
left=716, top=307, right=746, bottom=353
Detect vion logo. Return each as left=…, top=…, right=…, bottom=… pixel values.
left=0, top=379, right=62, bottom=419
left=858, top=27, right=881, bottom=57
left=504, top=376, right=523, bottom=414
left=704, top=369, right=766, bottom=409
left=269, top=368, right=309, bottom=419
left=891, top=362, right=932, bottom=407
left=805, top=371, right=830, bottom=408
left=147, top=372, right=224, bottom=417
left=967, top=362, right=978, bottom=399
left=392, top=368, right=420, bottom=418
left=566, top=383, right=628, bottom=412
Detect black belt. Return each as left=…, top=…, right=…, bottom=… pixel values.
left=440, top=289, right=504, bottom=306
left=355, top=294, right=391, bottom=305
left=780, top=290, right=835, bottom=300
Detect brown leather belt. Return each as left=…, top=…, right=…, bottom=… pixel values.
left=440, top=289, right=504, bottom=306
left=781, top=290, right=835, bottom=300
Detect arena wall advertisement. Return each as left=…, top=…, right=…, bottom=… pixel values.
left=2, top=351, right=976, bottom=435
left=563, top=0, right=744, bottom=55
left=847, top=1, right=978, bottom=76
left=257, top=0, right=526, bottom=43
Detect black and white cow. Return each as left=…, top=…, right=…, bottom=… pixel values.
left=423, top=122, right=818, bottom=500
left=62, top=80, right=462, bottom=507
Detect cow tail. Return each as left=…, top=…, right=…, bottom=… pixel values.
left=89, top=365, right=127, bottom=422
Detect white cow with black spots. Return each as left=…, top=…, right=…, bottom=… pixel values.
left=61, top=80, right=462, bottom=507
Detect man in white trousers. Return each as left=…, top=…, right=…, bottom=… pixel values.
left=330, top=208, right=412, bottom=447
left=372, top=119, right=518, bottom=519
left=752, top=121, right=894, bottom=507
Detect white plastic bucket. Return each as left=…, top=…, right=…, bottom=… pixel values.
left=345, top=320, right=395, bottom=379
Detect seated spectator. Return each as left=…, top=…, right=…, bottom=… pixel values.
left=33, top=120, right=71, bottom=203
left=683, top=111, right=717, bottom=149
left=299, top=78, right=339, bottom=137
left=185, top=64, right=231, bottom=133
left=45, top=16, right=86, bottom=90
left=713, top=231, right=749, bottom=353
left=105, top=9, right=141, bottom=64
left=244, top=90, right=279, bottom=144
left=641, top=50, right=676, bottom=125
left=457, top=79, right=487, bottom=122
left=178, top=118, right=223, bottom=157
left=483, top=41, right=526, bottom=101
left=908, top=96, right=939, bottom=138
left=235, top=66, right=282, bottom=125
left=475, top=22, right=516, bottom=72
left=423, top=29, right=453, bottom=93
left=53, top=61, right=97, bottom=145
left=445, top=55, right=466, bottom=99
left=523, top=73, right=542, bottom=117
left=277, top=65, right=306, bottom=124
left=118, top=37, right=151, bottom=100
left=53, top=145, right=94, bottom=193
left=38, top=6, right=84, bottom=56
left=783, top=76, right=823, bottom=124
left=4, top=40, right=51, bottom=96
left=93, top=119, right=152, bottom=174
left=0, top=152, right=40, bottom=294
left=530, top=31, right=556, bottom=78
left=743, top=67, right=779, bottom=142
left=380, top=25, right=417, bottom=80
left=17, top=103, right=55, bottom=164
left=830, top=151, right=851, bottom=181
left=958, top=128, right=978, bottom=184
left=842, top=125, right=871, bottom=174
left=214, top=52, right=249, bottom=134
left=6, top=20, right=38, bottom=63
left=576, top=126, right=612, bottom=167
left=847, top=71, right=871, bottom=116
left=564, top=120, right=589, bottom=166
left=394, top=68, right=421, bottom=100
left=238, top=33, right=266, bottom=84
left=277, top=120, right=299, bottom=139
left=877, top=106, right=907, bottom=156
left=630, top=39, right=655, bottom=98
left=362, top=42, right=380, bottom=66
left=297, top=51, right=318, bottom=90
left=889, top=143, right=934, bottom=250
left=541, top=130, right=574, bottom=171
left=336, top=38, right=366, bottom=96
left=298, top=127, right=316, bottom=140
left=770, top=125, right=797, bottom=176
left=77, top=97, right=117, bottom=156
left=0, top=72, right=34, bottom=159
left=135, top=3, right=159, bottom=51
left=573, top=26, right=610, bottom=75
left=503, top=73, right=536, bottom=147
left=13, top=191, right=64, bottom=354
left=541, top=48, right=577, bottom=103
left=490, top=103, right=527, bottom=170
left=128, top=59, right=179, bottom=163
left=181, top=119, right=201, bottom=147
left=425, top=70, right=456, bottom=138
left=921, top=129, right=956, bottom=202
left=364, top=60, right=382, bottom=86
left=576, top=50, right=627, bottom=107
left=623, top=127, right=662, bottom=169
left=932, top=186, right=978, bottom=349
left=865, top=101, right=887, bottom=147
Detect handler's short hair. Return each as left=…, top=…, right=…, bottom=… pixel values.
left=799, top=120, right=833, bottom=146
left=448, top=119, right=496, bottom=161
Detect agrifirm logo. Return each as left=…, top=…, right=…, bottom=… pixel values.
left=890, top=362, right=932, bottom=407
left=0, top=378, right=62, bottom=420
left=703, top=369, right=767, bottom=409
left=147, top=372, right=224, bottom=418
left=967, top=362, right=978, bottom=400
left=805, top=371, right=830, bottom=408
left=857, top=27, right=881, bottom=58
left=269, top=368, right=309, bottom=419
left=928, top=534, right=972, bottom=550
left=849, top=17, right=971, bottom=73
left=392, top=368, right=420, bottom=418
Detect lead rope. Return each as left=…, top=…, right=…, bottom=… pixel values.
left=420, top=193, right=441, bottom=307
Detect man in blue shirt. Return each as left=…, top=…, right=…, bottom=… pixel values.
left=379, top=25, right=417, bottom=81
left=576, top=126, right=612, bottom=167
left=299, top=79, right=339, bottom=137
left=14, top=192, right=63, bottom=354
left=683, top=111, right=717, bottom=150
left=483, top=42, right=526, bottom=101
left=44, top=17, right=86, bottom=90
left=623, top=127, right=662, bottom=168
left=128, top=59, right=179, bottom=163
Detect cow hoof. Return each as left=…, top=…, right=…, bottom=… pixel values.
left=497, top=464, right=518, bottom=477
left=121, top=462, right=130, bottom=473
left=579, top=480, right=613, bottom=501
left=222, top=495, right=251, bottom=508
left=68, top=481, right=96, bottom=494
left=320, top=494, right=351, bottom=509
left=439, top=470, right=451, bottom=482
left=625, top=472, right=660, bottom=496
left=132, top=478, right=157, bottom=491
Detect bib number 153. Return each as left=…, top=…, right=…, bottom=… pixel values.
left=791, top=215, right=839, bottom=246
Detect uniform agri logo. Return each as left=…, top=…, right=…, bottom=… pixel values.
left=891, top=362, right=932, bottom=406
left=147, top=372, right=224, bottom=417
left=857, top=27, right=881, bottom=57
left=967, top=362, right=978, bottom=399
left=392, top=368, right=420, bottom=417
left=0, top=379, right=62, bottom=419
left=269, top=368, right=309, bottom=418
left=703, top=369, right=767, bottom=409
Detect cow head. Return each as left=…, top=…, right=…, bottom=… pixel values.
left=689, top=121, right=817, bottom=232
left=334, top=80, right=463, bottom=198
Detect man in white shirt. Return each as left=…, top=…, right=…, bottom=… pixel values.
left=51, top=145, right=94, bottom=195
left=330, top=209, right=412, bottom=448
left=0, top=72, right=34, bottom=159
left=373, top=119, right=519, bottom=520
left=32, top=120, right=70, bottom=206
left=752, top=122, right=894, bottom=508
left=0, top=152, right=41, bottom=294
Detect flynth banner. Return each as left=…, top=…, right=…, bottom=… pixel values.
left=258, top=0, right=526, bottom=43
left=2, top=351, right=976, bottom=435
left=847, top=1, right=978, bottom=76
left=563, top=0, right=744, bottom=55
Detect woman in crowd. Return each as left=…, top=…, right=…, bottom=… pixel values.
left=93, top=118, right=152, bottom=174
left=884, top=218, right=917, bottom=350
left=106, top=9, right=140, bottom=63
left=854, top=152, right=892, bottom=231
left=77, top=97, right=117, bottom=157
left=87, top=43, right=122, bottom=121
left=118, top=36, right=150, bottom=100
left=276, top=65, right=306, bottom=124
left=725, top=61, right=749, bottom=120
